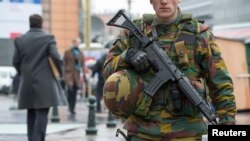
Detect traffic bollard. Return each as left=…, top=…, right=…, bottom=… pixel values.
left=106, top=110, right=117, bottom=128
left=51, top=106, right=60, bottom=122
left=86, top=95, right=97, bottom=135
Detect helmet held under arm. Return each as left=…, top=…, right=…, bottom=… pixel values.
left=103, top=69, right=151, bottom=118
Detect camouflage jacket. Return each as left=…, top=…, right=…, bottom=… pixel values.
left=103, top=12, right=236, bottom=140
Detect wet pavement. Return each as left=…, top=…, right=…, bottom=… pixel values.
left=0, top=94, right=249, bottom=141
left=0, top=94, right=125, bottom=141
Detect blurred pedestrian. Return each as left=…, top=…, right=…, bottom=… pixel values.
left=13, top=14, right=67, bottom=141
left=63, top=38, right=85, bottom=115
left=91, top=52, right=107, bottom=113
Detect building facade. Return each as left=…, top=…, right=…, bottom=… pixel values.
left=180, top=0, right=213, bottom=25
left=180, top=0, right=250, bottom=26
left=43, top=0, right=79, bottom=54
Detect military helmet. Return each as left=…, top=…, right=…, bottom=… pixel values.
left=103, top=69, right=145, bottom=118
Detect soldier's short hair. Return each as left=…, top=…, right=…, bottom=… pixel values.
left=29, top=14, right=43, bottom=28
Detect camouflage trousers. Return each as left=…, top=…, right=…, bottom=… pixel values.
left=128, top=135, right=202, bottom=141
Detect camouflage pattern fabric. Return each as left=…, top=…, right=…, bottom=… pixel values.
left=103, top=11, right=236, bottom=140
left=128, top=135, right=202, bottom=141
left=103, top=69, right=152, bottom=118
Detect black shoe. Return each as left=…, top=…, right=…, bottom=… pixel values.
left=69, top=109, right=76, bottom=115
left=71, top=111, right=76, bottom=115
left=96, top=109, right=102, bottom=113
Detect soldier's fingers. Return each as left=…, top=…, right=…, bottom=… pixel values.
left=149, top=58, right=159, bottom=72
left=132, top=57, right=142, bottom=71
left=142, top=58, right=150, bottom=69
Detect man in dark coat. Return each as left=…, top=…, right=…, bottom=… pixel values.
left=13, top=14, right=67, bottom=141
left=91, top=52, right=107, bottom=113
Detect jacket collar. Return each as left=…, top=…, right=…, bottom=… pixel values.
left=28, top=28, right=42, bottom=32
left=144, top=12, right=192, bottom=37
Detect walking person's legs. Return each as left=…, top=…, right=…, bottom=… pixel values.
left=95, top=91, right=102, bottom=113
left=32, top=108, right=49, bottom=141
left=67, top=85, right=77, bottom=114
left=27, top=109, right=36, bottom=141
left=96, top=82, right=104, bottom=113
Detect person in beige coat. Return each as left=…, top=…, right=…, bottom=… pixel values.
left=63, top=38, right=85, bottom=115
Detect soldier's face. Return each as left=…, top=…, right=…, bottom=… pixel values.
left=150, top=0, right=180, bottom=22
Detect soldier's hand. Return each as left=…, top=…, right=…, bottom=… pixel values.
left=126, top=47, right=151, bottom=72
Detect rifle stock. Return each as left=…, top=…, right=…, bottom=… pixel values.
left=107, top=9, right=217, bottom=125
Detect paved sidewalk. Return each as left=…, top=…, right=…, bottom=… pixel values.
left=0, top=94, right=125, bottom=141
left=0, top=94, right=249, bottom=141
left=46, top=123, right=126, bottom=141
left=0, top=123, right=126, bottom=141
left=0, top=123, right=84, bottom=134
left=0, top=94, right=108, bottom=124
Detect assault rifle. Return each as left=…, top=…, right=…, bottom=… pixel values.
left=107, top=9, right=217, bottom=125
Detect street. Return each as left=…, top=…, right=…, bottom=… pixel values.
left=0, top=94, right=125, bottom=141
left=0, top=94, right=249, bottom=141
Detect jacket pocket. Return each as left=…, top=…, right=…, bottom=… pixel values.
left=181, top=78, right=206, bottom=117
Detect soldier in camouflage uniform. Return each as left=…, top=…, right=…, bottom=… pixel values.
left=103, top=0, right=237, bottom=140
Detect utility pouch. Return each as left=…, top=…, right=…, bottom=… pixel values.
left=175, top=41, right=189, bottom=68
